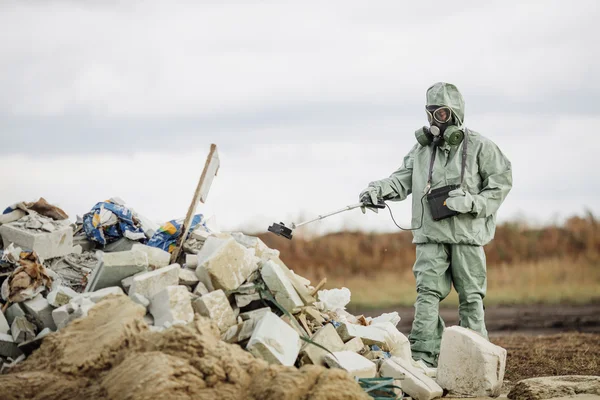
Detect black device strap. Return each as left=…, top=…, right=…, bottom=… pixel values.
left=426, top=128, right=469, bottom=191
left=460, top=128, right=469, bottom=186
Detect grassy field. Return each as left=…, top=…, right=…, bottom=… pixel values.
left=327, top=257, right=600, bottom=309
left=257, top=213, right=600, bottom=308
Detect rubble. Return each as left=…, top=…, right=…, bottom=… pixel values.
left=380, top=357, right=443, bottom=400
left=10, top=316, right=36, bottom=343
left=324, top=351, right=377, bottom=379
left=85, top=250, right=148, bottom=291
left=149, top=285, right=194, bottom=327
left=195, top=235, right=259, bottom=291
left=246, top=311, right=301, bottom=366
left=192, top=289, right=236, bottom=332
left=261, top=259, right=304, bottom=311
left=0, top=195, right=501, bottom=399
left=0, top=218, right=74, bottom=260
left=436, top=325, right=507, bottom=397
left=127, top=263, right=180, bottom=299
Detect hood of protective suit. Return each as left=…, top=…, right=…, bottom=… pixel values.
left=426, top=82, right=465, bottom=126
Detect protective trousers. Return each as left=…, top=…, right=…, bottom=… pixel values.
left=408, top=243, right=488, bottom=367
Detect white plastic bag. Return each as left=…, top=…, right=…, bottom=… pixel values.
left=316, top=287, right=351, bottom=311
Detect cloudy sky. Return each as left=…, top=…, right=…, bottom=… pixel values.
left=1, top=1, right=598, bottom=234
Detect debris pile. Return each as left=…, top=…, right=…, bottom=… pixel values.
left=0, top=197, right=508, bottom=399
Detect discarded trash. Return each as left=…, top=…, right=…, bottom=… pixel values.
left=82, top=201, right=145, bottom=246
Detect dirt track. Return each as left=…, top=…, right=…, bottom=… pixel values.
left=349, top=303, right=600, bottom=335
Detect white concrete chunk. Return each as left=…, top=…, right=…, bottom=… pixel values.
left=149, top=285, right=194, bottom=327
left=231, top=232, right=279, bottom=260
left=336, top=323, right=387, bottom=347
left=436, top=325, right=507, bottom=398
left=22, top=294, right=56, bottom=331
left=235, top=293, right=261, bottom=308
left=4, top=304, right=26, bottom=326
left=191, top=289, right=236, bottom=332
left=84, top=286, right=125, bottom=303
left=0, top=333, right=23, bottom=359
left=185, top=254, right=198, bottom=268
left=192, top=282, right=209, bottom=296
left=131, top=244, right=171, bottom=269
left=380, top=357, right=442, bottom=400
left=239, top=307, right=271, bottom=321
left=260, top=260, right=303, bottom=311
left=0, top=310, right=9, bottom=334
left=179, top=268, right=200, bottom=286
left=0, top=224, right=74, bottom=260
left=47, top=286, right=79, bottom=307
left=343, top=337, right=366, bottom=353
left=246, top=311, right=301, bottom=366
left=300, top=323, right=345, bottom=366
left=10, top=316, right=36, bottom=343
left=221, top=318, right=257, bottom=343
left=52, top=305, right=71, bottom=330
left=121, top=276, right=134, bottom=293
left=128, top=264, right=180, bottom=300
left=323, top=351, right=377, bottom=379
left=86, top=250, right=148, bottom=291
left=131, top=293, right=150, bottom=308
left=194, top=236, right=259, bottom=291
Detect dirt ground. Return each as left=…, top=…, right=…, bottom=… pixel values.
left=355, top=304, right=600, bottom=385
left=493, top=333, right=600, bottom=383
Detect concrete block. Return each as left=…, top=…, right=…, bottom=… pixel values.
left=4, top=303, right=26, bottom=326
left=52, top=305, right=71, bottom=330
left=300, top=323, right=345, bottom=366
left=235, top=293, right=261, bottom=308
left=231, top=232, right=279, bottom=260
left=84, top=286, right=125, bottom=303
left=128, top=264, right=180, bottom=300
left=86, top=250, right=148, bottom=291
left=149, top=286, right=194, bottom=327
left=0, top=333, right=23, bottom=359
left=121, top=276, right=134, bottom=293
left=195, top=265, right=215, bottom=292
left=221, top=318, right=257, bottom=343
left=239, top=307, right=271, bottom=321
left=192, top=282, right=209, bottom=296
left=194, top=236, right=259, bottom=291
left=323, top=351, right=377, bottom=379
left=22, top=294, right=56, bottom=331
left=380, top=357, right=442, bottom=400
left=131, top=244, right=171, bottom=269
left=344, top=337, right=366, bottom=353
left=47, top=286, right=79, bottom=307
left=10, top=316, right=36, bottom=343
left=436, top=325, right=507, bottom=397
left=0, top=310, right=9, bottom=334
left=246, top=311, right=301, bottom=366
left=179, top=268, right=199, bottom=286
left=336, top=323, right=387, bottom=347
left=260, top=260, right=303, bottom=311
left=0, top=224, right=74, bottom=259
left=103, top=237, right=137, bottom=252
left=185, top=254, right=198, bottom=268
left=131, top=293, right=150, bottom=308
left=192, top=289, right=236, bottom=332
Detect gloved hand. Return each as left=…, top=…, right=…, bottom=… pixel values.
left=445, top=188, right=474, bottom=214
left=359, top=186, right=380, bottom=214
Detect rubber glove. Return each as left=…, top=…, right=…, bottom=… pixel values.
left=445, top=188, right=474, bottom=214
left=359, top=186, right=380, bottom=214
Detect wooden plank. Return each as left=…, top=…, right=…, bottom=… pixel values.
left=310, top=277, right=327, bottom=296
left=170, top=144, right=219, bottom=263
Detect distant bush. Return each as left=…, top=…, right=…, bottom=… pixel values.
left=257, top=212, right=599, bottom=282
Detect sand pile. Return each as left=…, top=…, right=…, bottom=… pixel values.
left=0, top=295, right=370, bottom=400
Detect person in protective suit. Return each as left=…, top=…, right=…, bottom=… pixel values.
left=360, top=82, right=512, bottom=367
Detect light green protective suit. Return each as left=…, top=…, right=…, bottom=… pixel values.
left=365, top=82, right=512, bottom=366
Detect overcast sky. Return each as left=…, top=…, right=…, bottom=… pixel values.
left=1, top=1, right=598, bottom=234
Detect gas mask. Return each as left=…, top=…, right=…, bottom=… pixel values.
left=414, top=105, right=464, bottom=146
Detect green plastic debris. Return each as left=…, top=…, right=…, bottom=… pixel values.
left=358, top=377, right=403, bottom=399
